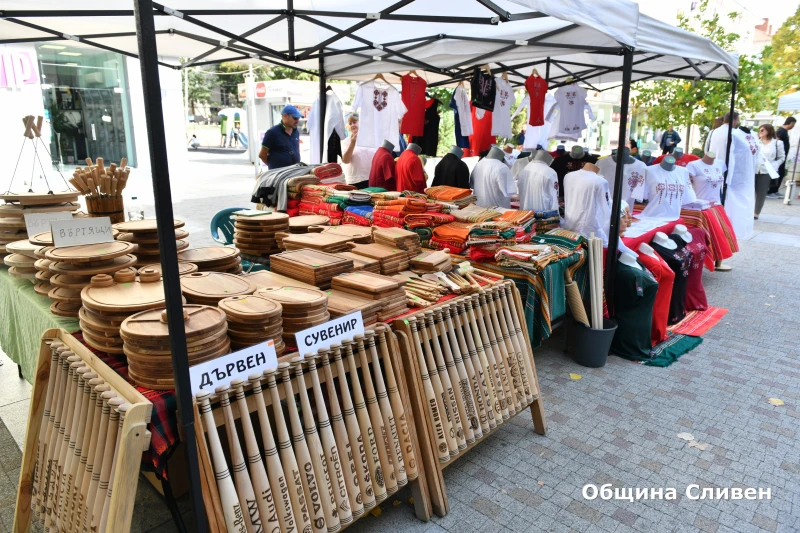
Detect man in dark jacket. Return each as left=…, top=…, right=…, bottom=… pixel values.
left=659, top=126, right=681, bottom=154
left=769, top=116, right=795, bottom=197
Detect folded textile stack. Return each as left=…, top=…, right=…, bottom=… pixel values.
left=372, top=226, right=422, bottom=256
left=373, top=209, right=406, bottom=228
left=251, top=163, right=317, bottom=210
left=403, top=213, right=455, bottom=229
left=410, top=227, right=432, bottom=248
left=425, top=185, right=477, bottom=207
left=342, top=205, right=374, bottom=226
left=370, top=191, right=402, bottom=202
left=298, top=186, right=344, bottom=225
left=429, top=222, right=475, bottom=254
left=331, top=271, right=408, bottom=321
left=374, top=197, right=427, bottom=214
left=347, top=190, right=373, bottom=204
left=530, top=228, right=588, bottom=251
left=451, top=203, right=502, bottom=223
left=494, top=208, right=541, bottom=242
left=466, top=221, right=517, bottom=247
left=312, top=162, right=345, bottom=184
left=286, top=175, right=320, bottom=200
left=494, top=243, right=558, bottom=272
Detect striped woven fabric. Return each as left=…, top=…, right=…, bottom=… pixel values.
left=345, top=205, right=374, bottom=219
left=370, top=191, right=402, bottom=201
left=403, top=213, right=455, bottom=229
left=680, top=205, right=738, bottom=264
left=451, top=204, right=501, bottom=223
left=425, top=185, right=473, bottom=201
left=401, top=191, right=428, bottom=200
left=494, top=208, right=536, bottom=225
left=373, top=210, right=406, bottom=228
left=374, top=198, right=427, bottom=209
left=312, top=162, right=343, bottom=179
left=428, top=236, right=466, bottom=254
left=342, top=210, right=373, bottom=227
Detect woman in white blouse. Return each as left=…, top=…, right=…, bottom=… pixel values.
left=754, top=124, right=785, bottom=218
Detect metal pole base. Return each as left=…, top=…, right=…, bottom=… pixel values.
left=784, top=180, right=795, bottom=205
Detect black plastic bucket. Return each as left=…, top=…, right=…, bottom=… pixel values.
left=571, top=318, right=617, bottom=368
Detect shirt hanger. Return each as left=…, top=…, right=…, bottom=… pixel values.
left=501, top=71, right=509, bottom=82
left=407, top=70, right=419, bottom=78
left=481, top=64, right=493, bottom=76
left=531, top=69, right=540, bottom=78
left=372, top=73, right=390, bottom=85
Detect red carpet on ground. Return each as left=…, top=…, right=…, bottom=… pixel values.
left=667, top=306, right=728, bottom=336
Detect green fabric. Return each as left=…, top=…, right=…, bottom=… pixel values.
left=612, top=333, right=703, bottom=367
left=0, top=268, right=80, bottom=383
left=325, top=196, right=349, bottom=209
left=361, top=187, right=387, bottom=194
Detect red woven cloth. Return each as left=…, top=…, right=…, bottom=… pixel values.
left=404, top=213, right=455, bottom=229
left=342, top=211, right=372, bottom=226
left=312, top=163, right=343, bottom=179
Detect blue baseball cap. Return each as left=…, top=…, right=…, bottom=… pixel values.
left=281, top=105, right=302, bottom=119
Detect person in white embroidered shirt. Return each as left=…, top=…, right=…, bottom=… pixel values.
left=470, top=146, right=516, bottom=209
left=562, top=163, right=611, bottom=245
left=517, top=151, right=560, bottom=212
left=341, top=113, right=377, bottom=189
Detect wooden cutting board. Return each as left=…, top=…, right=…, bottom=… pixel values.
left=49, top=273, right=92, bottom=289
left=242, top=270, right=315, bottom=290
left=48, top=254, right=137, bottom=276
left=178, top=246, right=240, bottom=266
left=180, top=271, right=256, bottom=301
left=81, top=277, right=166, bottom=313
left=34, top=246, right=52, bottom=259
left=255, top=286, right=328, bottom=311
left=121, top=305, right=228, bottom=342
left=232, top=211, right=289, bottom=223
left=34, top=270, right=52, bottom=282
left=137, top=261, right=198, bottom=276
left=324, top=289, right=384, bottom=315
left=331, top=271, right=402, bottom=294
left=288, top=215, right=330, bottom=230
left=0, top=191, right=80, bottom=206
left=132, top=239, right=189, bottom=254
left=0, top=218, right=28, bottom=229
left=219, top=295, right=283, bottom=322
left=281, top=233, right=354, bottom=250
left=0, top=202, right=79, bottom=216
left=48, top=286, right=82, bottom=303
left=347, top=242, right=409, bottom=262
left=4, top=253, right=35, bottom=268
left=45, top=241, right=136, bottom=262
left=34, top=282, right=51, bottom=297
left=50, top=301, right=81, bottom=317
left=117, top=229, right=190, bottom=244
left=112, top=219, right=185, bottom=233
left=5, top=239, right=39, bottom=258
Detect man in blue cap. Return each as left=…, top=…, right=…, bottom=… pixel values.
left=259, top=105, right=302, bottom=169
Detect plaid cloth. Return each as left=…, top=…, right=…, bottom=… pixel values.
left=403, top=213, right=455, bottom=229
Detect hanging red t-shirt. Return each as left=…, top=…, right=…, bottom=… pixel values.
left=525, top=75, right=549, bottom=126
left=636, top=251, right=675, bottom=346
left=400, top=74, right=427, bottom=137
left=369, top=146, right=397, bottom=191
left=684, top=228, right=709, bottom=311
left=469, top=106, right=495, bottom=157
left=396, top=150, right=426, bottom=193
left=651, top=153, right=700, bottom=167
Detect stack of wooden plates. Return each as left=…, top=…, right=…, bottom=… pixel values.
left=79, top=268, right=168, bottom=354
left=180, top=271, right=256, bottom=305
left=409, top=249, right=452, bottom=273
left=178, top=247, right=242, bottom=274
left=232, top=212, right=289, bottom=256
left=137, top=261, right=199, bottom=277
left=218, top=295, right=285, bottom=354
left=113, top=219, right=189, bottom=266
left=331, top=271, right=408, bottom=321
left=33, top=247, right=54, bottom=296
left=373, top=227, right=422, bottom=256
left=45, top=241, right=138, bottom=317
left=28, top=228, right=120, bottom=247
left=4, top=239, right=39, bottom=283
left=281, top=233, right=354, bottom=253
left=121, top=305, right=230, bottom=390
left=256, top=286, right=329, bottom=343
left=346, top=242, right=411, bottom=275
left=333, top=251, right=381, bottom=273
left=0, top=194, right=81, bottom=261
left=326, top=289, right=382, bottom=325
left=314, top=225, right=373, bottom=244
left=0, top=191, right=79, bottom=207
left=269, top=249, right=354, bottom=290
left=0, top=217, right=27, bottom=262
left=288, top=215, right=329, bottom=234
left=242, top=270, right=316, bottom=290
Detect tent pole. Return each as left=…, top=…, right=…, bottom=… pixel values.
left=545, top=57, right=550, bottom=82
left=133, top=1, right=208, bottom=531
left=721, top=78, right=737, bottom=205
left=287, top=0, right=295, bottom=59
left=604, top=46, right=633, bottom=315
left=319, top=57, right=327, bottom=162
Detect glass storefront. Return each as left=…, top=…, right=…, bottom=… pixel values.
left=36, top=45, right=136, bottom=167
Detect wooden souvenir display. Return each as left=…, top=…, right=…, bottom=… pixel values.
left=391, top=282, right=546, bottom=517
left=193, top=332, right=431, bottom=533
left=373, top=227, right=422, bottom=255
left=409, top=250, right=452, bottom=273
left=14, top=329, right=152, bottom=533
left=71, top=157, right=132, bottom=223
left=255, top=286, right=329, bottom=343
left=313, top=225, right=374, bottom=244
left=287, top=214, right=329, bottom=233
left=0, top=190, right=80, bottom=206
left=269, top=249, right=354, bottom=290
left=346, top=242, right=411, bottom=275
left=333, top=251, right=381, bottom=273
left=79, top=269, right=170, bottom=354
left=231, top=212, right=289, bottom=257
left=5, top=252, right=36, bottom=269
left=325, top=289, right=382, bottom=325
left=121, top=306, right=230, bottom=390
left=180, top=271, right=256, bottom=305
left=281, top=232, right=354, bottom=254
left=331, top=272, right=408, bottom=321
left=113, top=219, right=188, bottom=266
left=218, top=295, right=285, bottom=354
left=137, top=261, right=198, bottom=276
left=178, top=247, right=243, bottom=274
left=242, top=270, right=316, bottom=290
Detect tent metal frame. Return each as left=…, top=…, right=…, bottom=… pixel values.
left=0, top=1, right=738, bottom=530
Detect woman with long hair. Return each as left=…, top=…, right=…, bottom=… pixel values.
left=754, top=123, right=785, bottom=218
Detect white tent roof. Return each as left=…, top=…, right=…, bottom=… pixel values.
left=0, top=0, right=737, bottom=87
left=778, top=92, right=800, bottom=112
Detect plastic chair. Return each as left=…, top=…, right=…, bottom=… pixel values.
left=210, top=207, right=267, bottom=272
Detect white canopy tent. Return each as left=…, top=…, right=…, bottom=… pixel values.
left=778, top=92, right=800, bottom=111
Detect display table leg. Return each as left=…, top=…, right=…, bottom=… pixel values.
left=530, top=398, right=547, bottom=436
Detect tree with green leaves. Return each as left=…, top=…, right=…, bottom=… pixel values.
left=184, top=65, right=215, bottom=115
left=633, top=0, right=775, bottom=148
left=761, top=5, right=800, bottom=101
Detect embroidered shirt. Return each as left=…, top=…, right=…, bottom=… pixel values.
left=686, top=159, right=726, bottom=203
left=352, top=81, right=407, bottom=148
left=491, top=77, right=514, bottom=138
left=596, top=156, right=648, bottom=207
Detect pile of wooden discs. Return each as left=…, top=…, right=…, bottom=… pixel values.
left=256, top=286, right=329, bottom=344
left=0, top=191, right=80, bottom=262
left=114, top=219, right=189, bottom=266
left=121, top=305, right=230, bottom=390
left=45, top=241, right=138, bottom=317
left=269, top=249, right=354, bottom=290
left=232, top=212, right=289, bottom=257
left=331, top=271, right=408, bottom=321
left=137, top=261, right=198, bottom=277
left=33, top=247, right=54, bottom=296
left=347, top=242, right=411, bottom=275
left=218, top=295, right=285, bottom=354
left=4, top=239, right=38, bottom=282
left=373, top=226, right=422, bottom=256
left=180, top=271, right=256, bottom=305
left=287, top=214, right=330, bottom=233
left=178, top=247, right=242, bottom=274
left=79, top=268, right=167, bottom=354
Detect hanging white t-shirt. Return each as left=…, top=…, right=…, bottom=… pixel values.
left=308, top=91, right=346, bottom=165
left=563, top=169, right=611, bottom=245
left=517, top=160, right=559, bottom=212
left=639, top=164, right=693, bottom=221
left=595, top=156, right=647, bottom=207
left=545, top=84, right=596, bottom=140
left=512, top=93, right=558, bottom=149
left=686, top=159, right=726, bottom=203
left=470, top=158, right=516, bottom=209
left=491, top=77, right=513, bottom=138
left=340, top=137, right=377, bottom=185
left=452, top=85, right=473, bottom=137
left=352, top=81, right=407, bottom=148
left=724, top=128, right=759, bottom=239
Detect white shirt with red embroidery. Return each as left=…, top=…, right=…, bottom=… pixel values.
left=563, top=169, right=611, bottom=245
left=545, top=84, right=596, bottom=140
left=723, top=128, right=759, bottom=239
left=686, top=159, right=726, bottom=203
left=453, top=85, right=473, bottom=137
left=596, top=156, right=648, bottom=207
left=517, top=160, right=560, bottom=212
left=639, top=164, right=694, bottom=222
left=491, top=77, right=514, bottom=137
left=352, top=80, right=407, bottom=148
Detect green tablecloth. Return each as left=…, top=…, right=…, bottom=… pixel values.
left=0, top=268, right=80, bottom=383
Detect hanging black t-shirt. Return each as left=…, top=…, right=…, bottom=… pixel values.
left=611, top=260, right=659, bottom=359
left=327, top=130, right=342, bottom=163
left=551, top=153, right=599, bottom=200
left=652, top=237, right=691, bottom=325
left=411, top=98, right=440, bottom=157
left=432, top=153, right=470, bottom=189
left=470, top=67, right=496, bottom=111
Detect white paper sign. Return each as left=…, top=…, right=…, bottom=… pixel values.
left=294, top=311, right=365, bottom=357
left=23, top=211, right=73, bottom=237
left=50, top=216, right=115, bottom=248
left=189, top=339, right=278, bottom=395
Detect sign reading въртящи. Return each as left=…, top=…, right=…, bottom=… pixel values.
left=294, top=311, right=365, bottom=358
left=189, top=338, right=278, bottom=395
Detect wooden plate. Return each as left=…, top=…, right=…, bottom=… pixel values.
left=131, top=239, right=189, bottom=254
left=81, top=277, right=166, bottom=314
left=116, top=228, right=190, bottom=244
left=199, top=257, right=242, bottom=273
left=180, top=272, right=255, bottom=303
left=280, top=311, right=330, bottom=325
left=0, top=218, right=28, bottom=229
left=30, top=229, right=120, bottom=246
left=232, top=212, right=289, bottom=224
left=34, top=258, right=53, bottom=271
left=137, top=261, right=198, bottom=276
left=45, top=241, right=136, bottom=263
left=82, top=305, right=132, bottom=325
left=34, top=282, right=52, bottom=297
left=121, top=305, right=228, bottom=342
left=49, top=273, right=93, bottom=289
left=0, top=203, right=79, bottom=217
left=8, top=267, right=36, bottom=281
left=255, top=286, right=328, bottom=310
left=34, top=246, right=52, bottom=259
left=5, top=240, right=39, bottom=258
left=34, top=270, right=52, bottom=282
left=49, top=254, right=138, bottom=276
left=219, top=295, right=283, bottom=322
left=0, top=191, right=80, bottom=206
left=50, top=301, right=81, bottom=317
left=4, top=253, right=35, bottom=268
left=48, top=286, right=83, bottom=303
left=112, top=219, right=185, bottom=233
left=289, top=215, right=330, bottom=229
left=78, top=308, right=121, bottom=334
left=81, top=322, right=123, bottom=343
left=83, top=333, right=124, bottom=354
left=178, top=246, right=240, bottom=266
left=124, top=327, right=229, bottom=355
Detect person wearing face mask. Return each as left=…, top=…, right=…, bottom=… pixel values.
left=754, top=124, right=785, bottom=218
